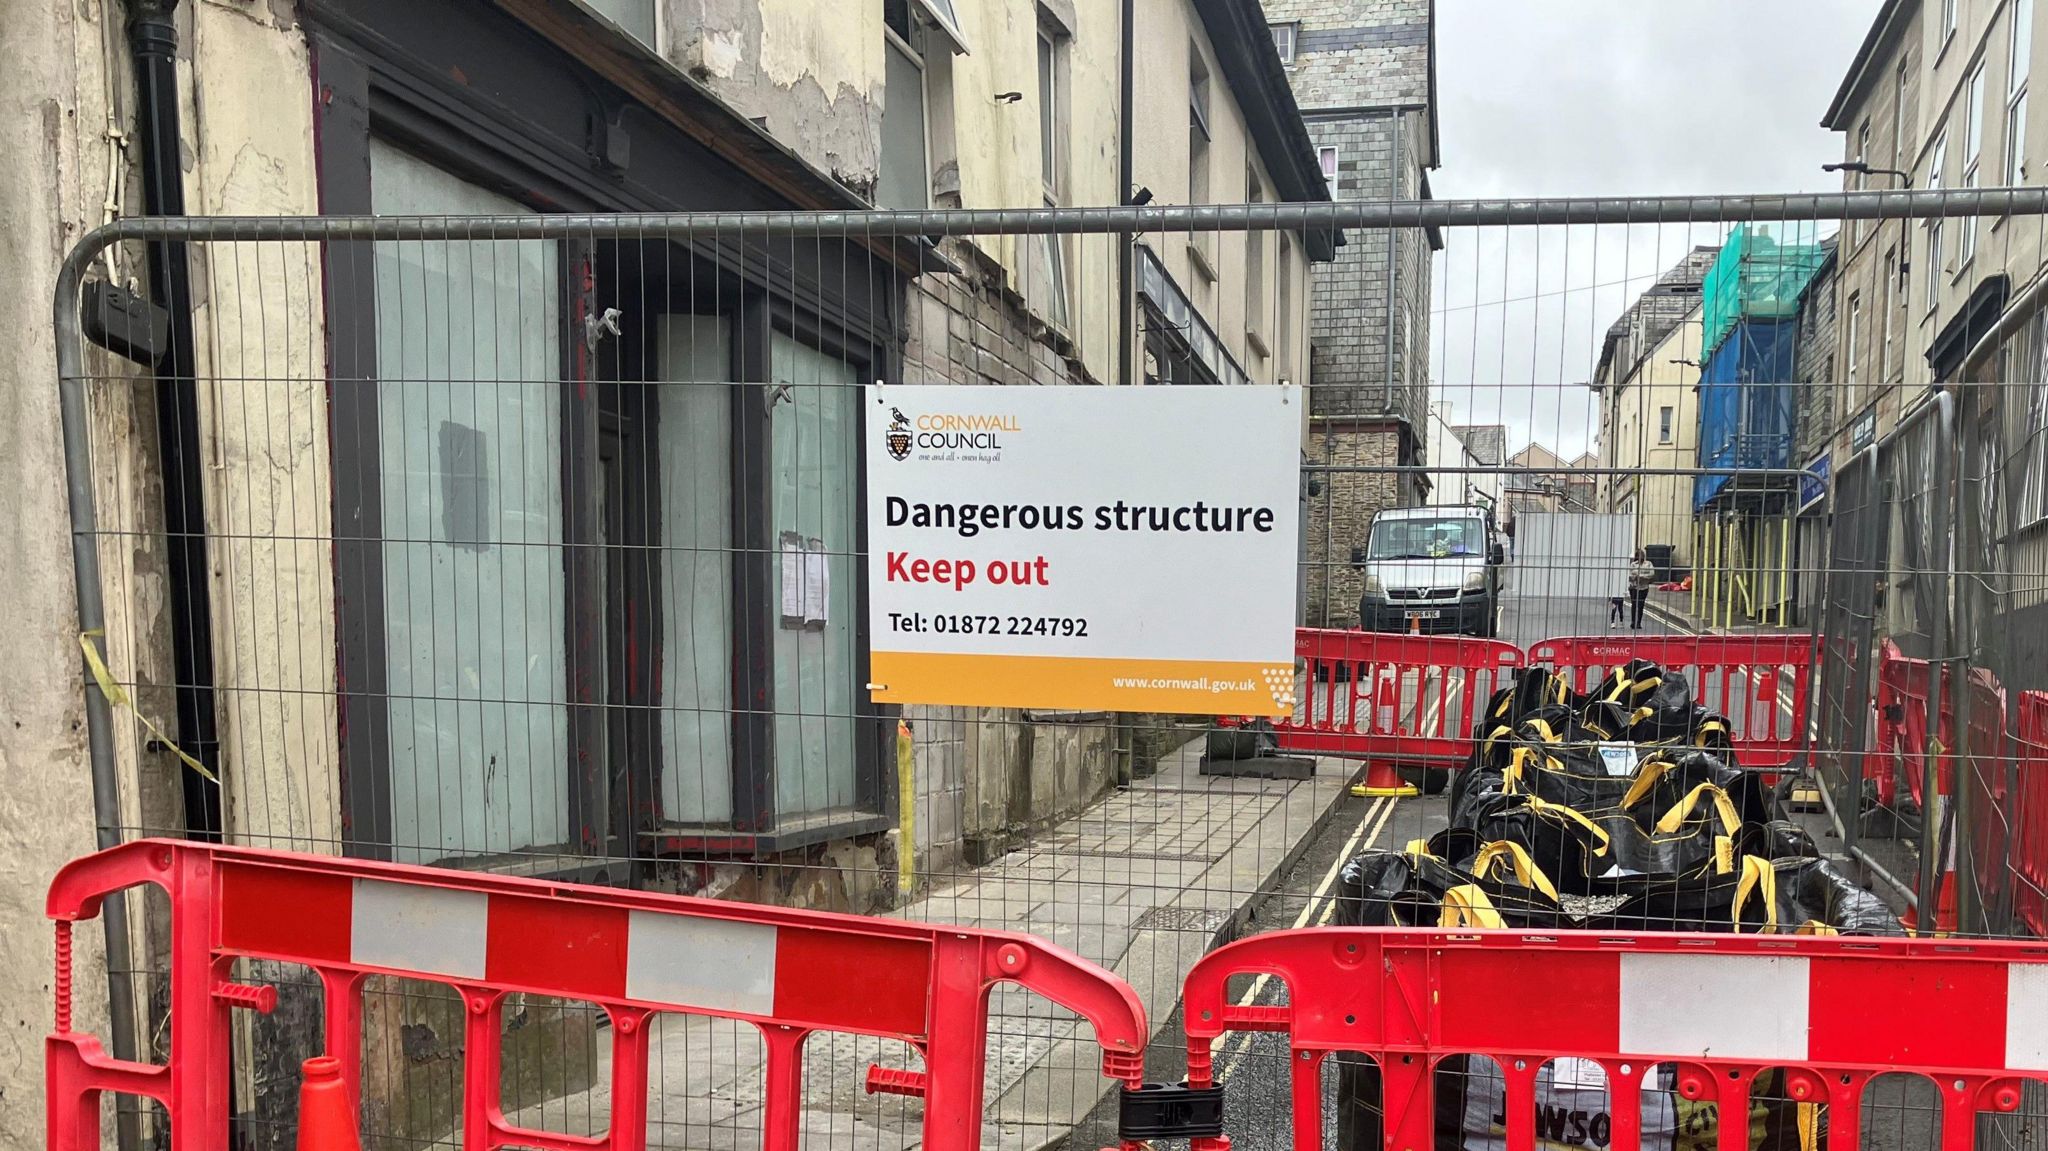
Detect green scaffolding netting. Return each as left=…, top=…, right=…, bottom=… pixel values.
left=1701, top=222, right=1831, bottom=359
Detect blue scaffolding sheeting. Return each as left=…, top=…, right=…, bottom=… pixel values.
left=1694, top=319, right=1798, bottom=509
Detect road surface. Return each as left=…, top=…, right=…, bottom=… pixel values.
left=1058, top=579, right=1962, bottom=1151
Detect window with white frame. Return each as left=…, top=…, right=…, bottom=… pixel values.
left=1659, top=406, right=1674, bottom=445
left=1965, top=62, right=1986, bottom=263
left=1246, top=166, right=1266, bottom=353
left=1318, top=145, right=1338, bottom=184
left=2011, top=0, right=2033, bottom=184
left=1927, top=129, right=1949, bottom=310
left=1277, top=234, right=1293, bottom=379
left=1188, top=46, right=1214, bottom=273
left=1847, top=292, right=1863, bottom=414
left=1270, top=21, right=1298, bottom=65
left=2010, top=312, right=2048, bottom=526
left=1037, top=11, right=1070, bottom=328
left=912, top=0, right=968, bottom=52
left=1895, top=60, right=1909, bottom=170
left=585, top=0, right=655, bottom=47
left=1882, top=247, right=1897, bottom=379
left=1855, top=119, right=1871, bottom=243
left=878, top=3, right=931, bottom=210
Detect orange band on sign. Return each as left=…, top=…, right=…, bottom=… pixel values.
left=870, top=651, right=1296, bottom=716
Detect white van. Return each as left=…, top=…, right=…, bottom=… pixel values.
left=1355, top=505, right=1506, bottom=637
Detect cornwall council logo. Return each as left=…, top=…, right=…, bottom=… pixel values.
left=885, top=406, right=913, bottom=461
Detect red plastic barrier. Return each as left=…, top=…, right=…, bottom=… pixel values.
left=1528, top=634, right=1815, bottom=769
left=1871, top=640, right=2008, bottom=809
left=2012, top=692, right=2048, bottom=937
left=1276, top=629, right=1525, bottom=772
left=46, top=841, right=1148, bottom=1151
left=1181, top=927, right=2048, bottom=1151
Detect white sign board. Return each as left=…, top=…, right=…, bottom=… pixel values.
left=1513, top=512, right=1638, bottom=601
left=865, top=384, right=1302, bottom=715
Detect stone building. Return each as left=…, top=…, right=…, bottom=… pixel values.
left=1822, top=0, right=2048, bottom=655
left=1261, top=0, right=1440, bottom=627
left=0, top=0, right=1330, bottom=1144
left=1593, top=245, right=1722, bottom=566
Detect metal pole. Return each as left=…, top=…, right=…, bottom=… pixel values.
left=49, top=188, right=2048, bottom=251
left=1780, top=514, right=1793, bottom=629
left=1918, top=392, right=1956, bottom=933
left=1948, top=397, right=1978, bottom=936
left=1384, top=109, right=1401, bottom=420
left=50, top=184, right=143, bottom=1118
left=1117, top=0, right=1134, bottom=388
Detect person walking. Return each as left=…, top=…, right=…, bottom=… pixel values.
left=1627, top=549, right=1657, bottom=630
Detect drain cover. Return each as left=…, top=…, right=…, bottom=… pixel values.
left=1132, top=906, right=1234, bottom=933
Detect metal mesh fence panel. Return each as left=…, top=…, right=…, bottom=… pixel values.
left=46, top=190, right=2048, bottom=1151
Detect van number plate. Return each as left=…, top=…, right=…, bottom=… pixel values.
left=1403, top=609, right=1442, bottom=620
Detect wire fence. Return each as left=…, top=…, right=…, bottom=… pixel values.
left=48, top=190, right=2048, bottom=1151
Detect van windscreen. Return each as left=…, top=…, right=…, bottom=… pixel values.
left=1366, top=516, right=1484, bottom=560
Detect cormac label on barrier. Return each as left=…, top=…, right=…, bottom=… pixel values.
left=864, top=384, right=1302, bottom=714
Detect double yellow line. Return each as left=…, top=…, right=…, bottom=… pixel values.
left=1211, top=792, right=1404, bottom=1083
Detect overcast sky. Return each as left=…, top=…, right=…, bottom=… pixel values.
left=1429, top=0, right=1879, bottom=459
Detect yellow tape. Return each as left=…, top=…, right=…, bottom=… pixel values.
left=1602, top=667, right=1629, bottom=704
left=1713, top=834, right=1735, bottom=875
left=1525, top=795, right=1612, bottom=857
left=1504, top=745, right=1534, bottom=793
left=1621, top=756, right=1674, bottom=810
left=1732, top=855, right=1780, bottom=932
left=1472, top=840, right=1561, bottom=901
left=1441, top=885, right=1507, bottom=930
left=78, top=629, right=216, bottom=783
left=1481, top=723, right=1514, bottom=758
left=897, top=719, right=915, bottom=897
left=1656, top=782, right=1742, bottom=836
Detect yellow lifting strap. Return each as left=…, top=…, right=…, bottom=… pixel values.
left=1472, top=840, right=1562, bottom=901
left=1655, top=782, right=1743, bottom=837
left=1403, top=838, right=1438, bottom=859
left=1523, top=795, right=1613, bottom=857
left=1523, top=717, right=1562, bottom=744
left=1619, top=756, right=1675, bottom=810
left=1732, top=855, right=1781, bottom=933
left=1441, top=885, right=1508, bottom=930
left=1481, top=723, right=1515, bottom=758
left=1603, top=665, right=1663, bottom=705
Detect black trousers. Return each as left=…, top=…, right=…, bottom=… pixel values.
left=1629, top=587, right=1650, bottom=627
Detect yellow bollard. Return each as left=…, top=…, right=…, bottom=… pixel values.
left=1691, top=519, right=1702, bottom=617
left=1779, top=514, right=1793, bottom=628
left=1701, top=516, right=1715, bottom=627
left=1721, top=517, right=1736, bottom=630
left=897, top=718, right=915, bottom=897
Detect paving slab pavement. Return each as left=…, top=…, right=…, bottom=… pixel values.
left=507, top=739, right=1354, bottom=1151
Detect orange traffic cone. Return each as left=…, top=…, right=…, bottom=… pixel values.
left=1901, top=871, right=1958, bottom=937
left=297, top=1057, right=362, bottom=1151
left=1349, top=758, right=1419, bottom=798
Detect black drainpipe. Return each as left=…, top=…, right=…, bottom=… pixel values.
left=130, top=0, right=224, bottom=840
